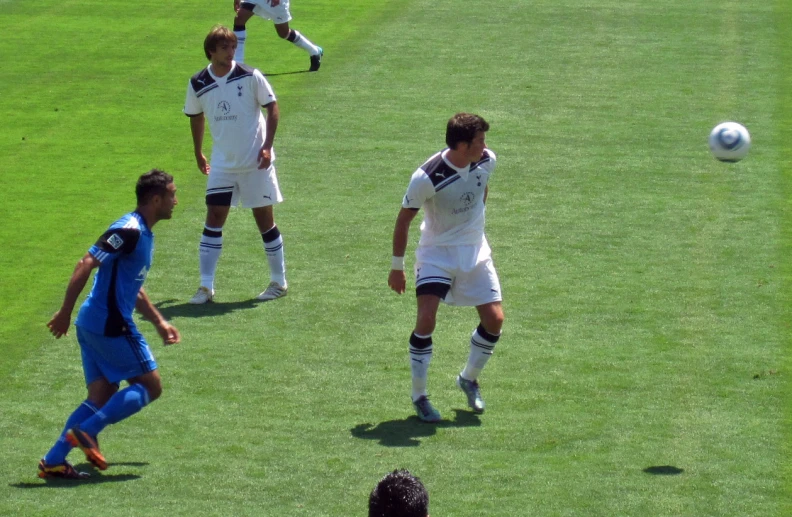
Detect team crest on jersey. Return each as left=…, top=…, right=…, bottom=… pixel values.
left=107, top=233, right=124, bottom=250
left=237, top=85, right=243, bottom=97
left=460, top=192, right=475, bottom=206
left=215, top=100, right=237, bottom=122
left=452, top=192, right=476, bottom=215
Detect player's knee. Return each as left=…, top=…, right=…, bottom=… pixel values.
left=277, top=25, right=291, bottom=39
left=206, top=207, right=229, bottom=228
left=146, top=382, right=163, bottom=402
left=138, top=377, right=163, bottom=402
left=414, top=315, right=436, bottom=336
left=234, top=7, right=254, bottom=26
left=481, top=313, right=504, bottom=336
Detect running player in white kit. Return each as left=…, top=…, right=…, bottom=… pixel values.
left=232, top=0, right=323, bottom=71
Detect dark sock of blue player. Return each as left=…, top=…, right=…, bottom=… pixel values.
left=78, top=384, right=151, bottom=437
left=43, top=400, right=99, bottom=465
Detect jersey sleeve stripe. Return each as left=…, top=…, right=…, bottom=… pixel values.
left=90, top=247, right=109, bottom=263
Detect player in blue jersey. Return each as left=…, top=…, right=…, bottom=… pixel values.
left=38, top=169, right=181, bottom=480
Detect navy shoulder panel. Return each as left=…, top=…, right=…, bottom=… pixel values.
left=228, top=63, right=255, bottom=83
left=470, top=150, right=492, bottom=172
left=190, top=69, right=217, bottom=97
left=421, top=153, right=457, bottom=187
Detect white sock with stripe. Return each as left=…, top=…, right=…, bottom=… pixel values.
left=287, top=29, right=320, bottom=55
left=461, top=324, right=500, bottom=381
left=234, top=29, right=247, bottom=63
left=409, top=332, right=433, bottom=401
left=199, top=225, right=223, bottom=290
left=261, top=225, right=286, bottom=287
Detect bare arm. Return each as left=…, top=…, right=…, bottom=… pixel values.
left=388, top=208, right=419, bottom=295
left=189, top=114, right=209, bottom=174
left=483, top=185, right=489, bottom=205
left=259, top=101, right=280, bottom=169
left=136, top=288, right=181, bottom=345
left=47, top=253, right=101, bottom=338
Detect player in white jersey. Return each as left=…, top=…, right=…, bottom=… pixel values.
left=184, top=26, right=288, bottom=304
left=232, top=0, right=323, bottom=71
left=388, top=113, right=504, bottom=422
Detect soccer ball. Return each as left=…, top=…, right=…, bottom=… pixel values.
left=709, top=122, right=751, bottom=162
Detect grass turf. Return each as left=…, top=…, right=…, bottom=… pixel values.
left=0, top=0, right=789, bottom=515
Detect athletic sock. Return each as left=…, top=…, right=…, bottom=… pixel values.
left=78, top=384, right=151, bottom=437
left=286, top=29, right=320, bottom=55
left=43, top=400, right=99, bottom=465
left=461, top=324, right=500, bottom=381
left=199, top=225, right=223, bottom=290
left=409, top=332, right=433, bottom=401
left=234, top=27, right=247, bottom=63
left=261, top=225, right=286, bottom=287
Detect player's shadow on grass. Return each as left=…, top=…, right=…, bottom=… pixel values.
left=643, top=465, right=684, bottom=475
left=154, top=299, right=260, bottom=319
left=10, top=463, right=142, bottom=488
left=351, top=409, right=481, bottom=447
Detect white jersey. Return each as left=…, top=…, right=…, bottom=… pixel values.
left=402, top=149, right=496, bottom=247
left=184, top=62, right=276, bottom=174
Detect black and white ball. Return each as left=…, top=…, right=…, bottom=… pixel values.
left=709, top=122, right=751, bottom=162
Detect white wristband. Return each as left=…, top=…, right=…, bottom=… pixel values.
left=391, top=256, right=405, bottom=271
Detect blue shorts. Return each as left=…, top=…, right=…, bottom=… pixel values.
left=76, top=326, right=157, bottom=385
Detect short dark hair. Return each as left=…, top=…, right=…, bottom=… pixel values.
left=369, top=469, right=429, bottom=517
left=446, top=112, right=490, bottom=150
left=136, top=169, right=174, bottom=205
left=204, top=25, right=237, bottom=60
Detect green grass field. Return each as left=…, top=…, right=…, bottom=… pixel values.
left=1, top=0, right=790, bottom=515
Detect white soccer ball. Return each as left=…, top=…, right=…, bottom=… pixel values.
left=709, top=122, right=751, bottom=162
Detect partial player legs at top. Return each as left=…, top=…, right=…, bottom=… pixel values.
left=233, top=0, right=323, bottom=70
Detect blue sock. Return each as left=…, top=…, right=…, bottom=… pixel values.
left=79, top=384, right=151, bottom=437
left=44, top=400, right=99, bottom=465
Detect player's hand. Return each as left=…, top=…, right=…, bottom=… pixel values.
left=388, top=270, right=406, bottom=295
left=47, top=309, right=71, bottom=338
left=196, top=153, right=210, bottom=175
left=156, top=321, right=181, bottom=346
left=258, top=147, right=272, bottom=169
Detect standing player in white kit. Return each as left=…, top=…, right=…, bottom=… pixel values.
left=388, top=113, right=505, bottom=422
left=184, top=26, right=288, bottom=304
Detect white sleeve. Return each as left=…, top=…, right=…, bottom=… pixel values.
left=183, top=80, right=203, bottom=116
left=402, top=169, right=435, bottom=209
left=254, top=70, right=277, bottom=106
left=484, top=148, right=497, bottom=173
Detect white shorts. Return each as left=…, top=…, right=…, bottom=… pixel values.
left=206, top=166, right=283, bottom=208
left=243, top=0, right=292, bottom=24
left=414, top=241, right=502, bottom=307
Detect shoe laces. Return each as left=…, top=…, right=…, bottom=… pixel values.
left=265, top=282, right=284, bottom=294
left=415, top=397, right=434, bottom=414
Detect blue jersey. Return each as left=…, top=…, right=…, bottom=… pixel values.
left=75, top=212, right=154, bottom=337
